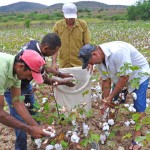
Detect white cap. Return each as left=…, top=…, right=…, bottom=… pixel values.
left=62, top=3, right=77, bottom=18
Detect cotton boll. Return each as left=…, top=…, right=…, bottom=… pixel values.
left=128, top=106, right=136, bottom=112
left=130, top=119, right=135, bottom=125
left=95, top=85, right=101, bottom=93
left=54, top=144, right=63, bottom=150
left=71, top=133, right=80, bottom=143
left=124, top=121, right=130, bottom=127
left=71, top=120, right=76, bottom=126
left=124, top=104, right=130, bottom=108
left=102, top=122, right=109, bottom=131
left=108, top=119, right=114, bottom=126
left=146, top=99, right=150, bottom=104
left=45, top=145, right=54, bottom=150
left=131, top=92, right=137, bottom=100
left=92, top=93, right=98, bottom=101
left=42, top=97, right=48, bottom=104
left=100, top=134, right=106, bottom=144
left=66, top=131, right=73, bottom=138
left=35, top=139, right=42, bottom=149
left=104, top=131, right=110, bottom=137
left=83, top=123, right=90, bottom=136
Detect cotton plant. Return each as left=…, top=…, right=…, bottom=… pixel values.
left=108, top=119, right=115, bottom=126
left=131, top=92, right=137, bottom=100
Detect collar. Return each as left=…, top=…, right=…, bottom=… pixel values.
left=36, top=43, right=44, bottom=58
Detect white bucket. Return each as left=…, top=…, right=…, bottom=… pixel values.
left=54, top=67, right=92, bottom=115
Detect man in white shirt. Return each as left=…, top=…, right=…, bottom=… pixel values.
left=79, top=41, right=150, bottom=149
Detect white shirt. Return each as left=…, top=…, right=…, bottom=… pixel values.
left=96, top=41, right=150, bottom=93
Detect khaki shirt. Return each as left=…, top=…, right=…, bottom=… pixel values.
left=53, top=19, right=91, bottom=68
left=0, top=53, right=20, bottom=95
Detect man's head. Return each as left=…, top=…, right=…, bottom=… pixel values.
left=79, top=44, right=104, bottom=69
left=62, top=3, right=77, bottom=26
left=40, top=33, right=61, bottom=56
left=15, top=50, right=45, bottom=83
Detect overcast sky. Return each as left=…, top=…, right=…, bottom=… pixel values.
left=0, top=0, right=138, bottom=7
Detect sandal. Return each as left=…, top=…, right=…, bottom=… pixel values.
left=129, top=140, right=141, bottom=150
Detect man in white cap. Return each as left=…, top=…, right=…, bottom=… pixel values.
left=52, top=2, right=91, bottom=69
left=0, top=50, right=51, bottom=143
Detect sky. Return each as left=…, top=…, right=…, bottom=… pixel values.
left=0, top=0, right=138, bottom=7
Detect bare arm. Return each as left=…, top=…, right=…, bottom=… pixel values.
left=10, top=87, right=38, bottom=126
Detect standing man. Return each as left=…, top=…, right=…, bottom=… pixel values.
left=0, top=50, right=50, bottom=140
left=52, top=2, right=91, bottom=69
left=4, top=33, right=75, bottom=150
left=79, top=41, right=150, bottom=149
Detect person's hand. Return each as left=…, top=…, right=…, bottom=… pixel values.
left=29, top=125, right=52, bottom=139
left=58, top=72, right=74, bottom=79
left=87, top=64, right=93, bottom=74
left=100, top=97, right=113, bottom=116
left=54, top=77, right=76, bottom=87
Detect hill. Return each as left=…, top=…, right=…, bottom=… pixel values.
left=48, top=1, right=127, bottom=11
left=0, top=1, right=127, bottom=13
left=0, top=2, right=47, bottom=12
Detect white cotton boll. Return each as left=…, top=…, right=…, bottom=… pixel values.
left=71, top=120, right=76, bottom=126
left=104, top=131, right=110, bottom=137
left=95, top=85, right=101, bottom=93
left=108, top=119, right=115, bottom=126
left=124, top=121, right=130, bottom=127
left=131, top=92, right=137, bottom=100
left=114, top=100, right=119, bottom=104
left=92, top=93, right=98, bottom=101
left=130, top=119, right=135, bottom=125
left=83, top=123, right=90, bottom=136
left=91, top=87, right=96, bottom=90
left=100, top=134, right=106, bottom=144
left=71, top=133, right=80, bottom=143
left=146, top=104, right=149, bottom=107
left=146, top=99, right=150, bottom=104
left=54, top=144, right=63, bottom=150
left=124, top=104, right=130, bottom=108
left=25, top=103, right=30, bottom=107
left=103, top=122, right=108, bottom=126
left=43, top=127, right=56, bottom=138
left=42, top=97, right=48, bottom=104
left=45, top=145, right=54, bottom=150
left=66, top=131, right=73, bottom=137
left=92, top=79, right=97, bottom=82
left=35, top=139, right=42, bottom=149
left=128, top=106, right=136, bottom=112
left=102, top=123, right=109, bottom=131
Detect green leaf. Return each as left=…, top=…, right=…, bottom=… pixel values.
left=82, top=90, right=89, bottom=97
left=122, top=133, right=132, bottom=139
left=130, top=78, right=140, bottom=89
left=90, top=133, right=100, bottom=143
left=142, top=116, right=150, bottom=125
left=61, top=140, right=68, bottom=148
left=108, top=131, right=116, bottom=139
left=134, top=124, right=142, bottom=131
left=80, top=138, right=89, bottom=147
left=132, top=113, right=141, bottom=122
left=135, top=136, right=146, bottom=143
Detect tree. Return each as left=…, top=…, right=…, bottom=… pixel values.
left=127, top=0, right=150, bottom=20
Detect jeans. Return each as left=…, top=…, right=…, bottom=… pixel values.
left=4, top=84, right=35, bottom=150
left=133, top=78, right=149, bottom=112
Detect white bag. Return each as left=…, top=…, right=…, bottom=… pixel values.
left=54, top=67, right=92, bottom=115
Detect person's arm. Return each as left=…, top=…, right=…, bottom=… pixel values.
left=109, top=76, right=129, bottom=101
left=0, top=95, right=49, bottom=138
left=43, top=73, right=75, bottom=87
left=10, top=87, right=38, bottom=126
